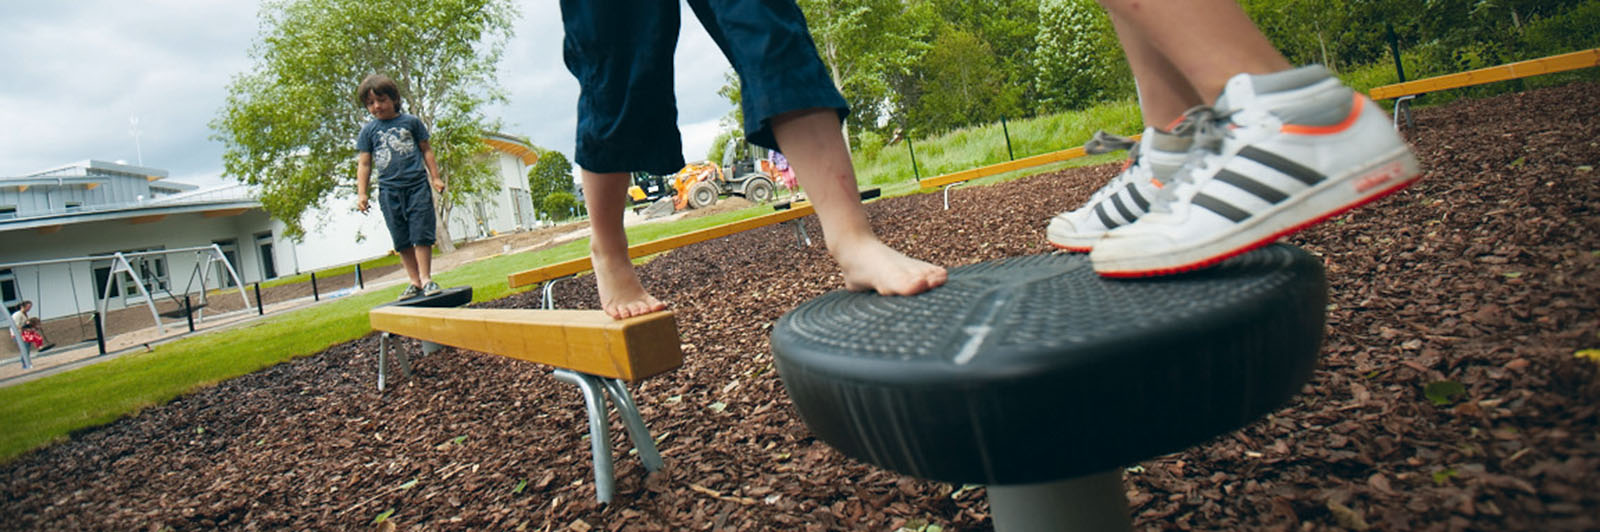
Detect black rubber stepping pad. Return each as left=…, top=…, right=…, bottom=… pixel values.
left=770, top=245, right=1326, bottom=485
left=381, top=286, right=473, bottom=309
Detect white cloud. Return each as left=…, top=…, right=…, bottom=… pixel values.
left=0, top=0, right=737, bottom=185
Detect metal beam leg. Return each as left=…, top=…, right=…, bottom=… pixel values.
left=786, top=220, right=812, bottom=248
left=602, top=378, right=665, bottom=472
left=943, top=183, right=959, bottom=210
left=377, top=332, right=390, bottom=391
left=986, top=470, right=1132, bottom=532
left=552, top=369, right=617, bottom=504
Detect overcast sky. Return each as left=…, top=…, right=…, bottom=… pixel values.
left=0, top=0, right=735, bottom=187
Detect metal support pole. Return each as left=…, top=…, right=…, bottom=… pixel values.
left=94, top=311, right=106, bottom=355
left=788, top=220, right=812, bottom=248
left=1385, top=22, right=1407, bottom=83
left=907, top=136, right=921, bottom=182
left=377, top=332, right=390, bottom=391
left=541, top=277, right=568, bottom=310
left=552, top=369, right=617, bottom=504
left=356, top=264, right=364, bottom=290
left=184, top=295, right=195, bottom=332
left=310, top=271, right=319, bottom=302
left=943, top=183, right=961, bottom=210
left=254, top=283, right=264, bottom=315
left=1001, top=115, right=1015, bottom=161
left=601, top=378, right=664, bottom=473
left=986, top=470, right=1132, bottom=532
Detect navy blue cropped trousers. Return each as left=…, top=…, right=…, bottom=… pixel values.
left=561, top=0, right=849, bottom=175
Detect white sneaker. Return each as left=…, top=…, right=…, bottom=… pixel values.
left=1091, top=65, right=1422, bottom=277
left=1046, top=126, right=1194, bottom=252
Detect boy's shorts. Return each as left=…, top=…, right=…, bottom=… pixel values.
left=379, top=182, right=437, bottom=251
left=561, top=0, right=849, bottom=175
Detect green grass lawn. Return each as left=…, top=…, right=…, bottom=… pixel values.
left=0, top=99, right=1141, bottom=463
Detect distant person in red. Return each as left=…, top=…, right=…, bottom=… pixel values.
left=9, top=300, right=31, bottom=340
left=20, top=318, right=52, bottom=352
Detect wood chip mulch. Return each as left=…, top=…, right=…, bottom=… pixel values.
left=2, top=82, right=1596, bottom=531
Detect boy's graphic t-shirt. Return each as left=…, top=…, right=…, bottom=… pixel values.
left=357, top=113, right=431, bottom=187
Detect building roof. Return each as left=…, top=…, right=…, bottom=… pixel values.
left=0, top=182, right=259, bottom=233
left=483, top=132, right=541, bottom=166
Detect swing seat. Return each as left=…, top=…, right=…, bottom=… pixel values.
left=159, top=302, right=209, bottom=319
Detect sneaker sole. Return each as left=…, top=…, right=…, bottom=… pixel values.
left=1095, top=147, right=1421, bottom=278
left=1047, top=240, right=1094, bottom=253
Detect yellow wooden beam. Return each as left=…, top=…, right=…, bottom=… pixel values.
left=1370, top=48, right=1600, bottom=100
left=918, top=134, right=1141, bottom=190
left=369, top=307, right=683, bottom=381
left=508, top=203, right=817, bottom=288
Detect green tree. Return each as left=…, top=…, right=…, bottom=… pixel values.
left=540, top=192, right=581, bottom=221
left=905, top=29, right=1005, bottom=132
left=1033, top=0, right=1131, bottom=113
left=526, top=149, right=573, bottom=218
left=212, top=0, right=517, bottom=252
left=797, top=0, right=933, bottom=144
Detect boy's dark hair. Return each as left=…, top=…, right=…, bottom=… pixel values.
left=358, top=74, right=404, bottom=113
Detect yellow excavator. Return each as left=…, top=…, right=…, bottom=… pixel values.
left=627, top=137, right=779, bottom=213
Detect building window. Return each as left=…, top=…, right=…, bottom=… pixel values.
left=0, top=268, right=18, bottom=310
left=255, top=232, right=277, bottom=280
left=0, top=206, right=16, bottom=219
left=91, top=248, right=169, bottom=302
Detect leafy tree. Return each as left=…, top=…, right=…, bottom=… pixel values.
left=797, top=0, right=933, bottom=144
left=212, top=0, right=516, bottom=252
left=526, top=149, right=574, bottom=218
left=1033, top=0, right=1131, bottom=113
left=540, top=192, right=581, bottom=221
left=904, top=29, right=1005, bottom=132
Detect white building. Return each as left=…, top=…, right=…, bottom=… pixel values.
left=1, top=134, right=546, bottom=322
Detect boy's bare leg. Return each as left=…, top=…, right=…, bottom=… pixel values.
left=398, top=248, right=422, bottom=287
left=1096, top=0, right=1291, bottom=102
left=583, top=169, right=666, bottom=319
left=413, top=245, right=434, bottom=285
left=1108, top=11, right=1205, bottom=128
left=770, top=108, right=946, bottom=295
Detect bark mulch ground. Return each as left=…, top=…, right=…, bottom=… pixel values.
left=2, top=82, right=1596, bottom=531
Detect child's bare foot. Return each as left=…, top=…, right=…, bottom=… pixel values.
left=592, top=254, right=667, bottom=319
left=833, top=237, right=947, bottom=296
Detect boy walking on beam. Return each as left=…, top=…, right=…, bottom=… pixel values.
left=355, top=74, right=447, bottom=300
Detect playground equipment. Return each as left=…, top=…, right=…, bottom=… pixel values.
left=770, top=245, right=1326, bottom=530
left=1370, top=47, right=1599, bottom=129
left=919, top=134, right=1142, bottom=210
left=0, top=244, right=249, bottom=369
left=626, top=138, right=781, bottom=213
left=368, top=286, right=681, bottom=504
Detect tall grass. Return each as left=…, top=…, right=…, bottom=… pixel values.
left=852, top=100, right=1141, bottom=188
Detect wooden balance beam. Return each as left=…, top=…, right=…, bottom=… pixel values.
left=917, top=135, right=1140, bottom=210
left=367, top=291, right=682, bottom=503
left=1369, top=48, right=1600, bottom=101
left=368, top=306, right=682, bottom=381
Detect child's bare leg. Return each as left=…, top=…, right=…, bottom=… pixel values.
left=582, top=169, right=666, bottom=319
left=770, top=108, right=946, bottom=295
left=413, top=245, right=434, bottom=285
left=398, top=248, right=422, bottom=287
left=1108, top=11, right=1205, bottom=127
left=1097, top=0, right=1290, bottom=101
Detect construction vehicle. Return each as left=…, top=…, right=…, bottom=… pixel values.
left=626, top=136, right=779, bottom=214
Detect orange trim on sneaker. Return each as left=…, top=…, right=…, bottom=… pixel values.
left=1281, top=93, right=1365, bottom=136
left=1162, top=116, right=1185, bottom=131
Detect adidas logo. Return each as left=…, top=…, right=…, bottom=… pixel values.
left=1354, top=161, right=1407, bottom=193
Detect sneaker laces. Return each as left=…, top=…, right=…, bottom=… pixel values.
left=1078, top=131, right=1144, bottom=206
left=1150, top=106, right=1237, bottom=213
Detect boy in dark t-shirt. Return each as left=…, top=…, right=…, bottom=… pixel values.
left=355, top=74, right=445, bottom=300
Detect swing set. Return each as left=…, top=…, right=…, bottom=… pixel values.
left=1, top=244, right=250, bottom=370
